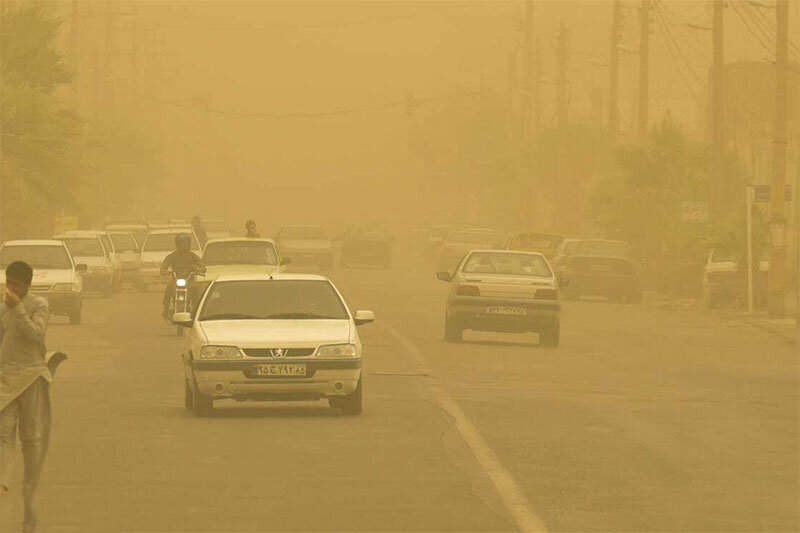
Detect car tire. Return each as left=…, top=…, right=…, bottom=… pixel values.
left=184, top=379, right=193, bottom=410
left=444, top=314, right=463, bottom=342
left=192, top=381, right=214, bottom=416
left=331, top=377, right=363, bottom=416
left=68, top=304, right=82, bottom=325
left=540, top=319, right=560, bottom=348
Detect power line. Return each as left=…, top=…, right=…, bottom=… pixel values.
left=730, top=0, right=779, bottom=58
left=652, top=1, right=702, bottom=107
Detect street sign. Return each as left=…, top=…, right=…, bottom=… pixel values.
left=753, top=184, right=792, bottom=203
left=680, top=201, right=709, bottom=223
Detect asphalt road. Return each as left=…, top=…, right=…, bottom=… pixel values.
left=1, top=247, right=797, bottom=532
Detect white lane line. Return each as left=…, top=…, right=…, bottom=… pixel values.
left=380, top=323, right=548, bottom=533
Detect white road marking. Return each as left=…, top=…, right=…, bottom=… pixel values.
left=380, top=323, right=549, bottom=533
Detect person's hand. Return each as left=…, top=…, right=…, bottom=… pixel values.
left=4, top=288, right=20, bottom=308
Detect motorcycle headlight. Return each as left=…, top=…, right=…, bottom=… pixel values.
left=199, top=345, right=242, bottom=359
left=316, top=343, right=358, bottom=358
left=52, top=283, right=80, bottom=293
left=176, top=278, right=187, bottom=287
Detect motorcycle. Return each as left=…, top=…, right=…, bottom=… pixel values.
left=164, top=270, right=198, bottom=335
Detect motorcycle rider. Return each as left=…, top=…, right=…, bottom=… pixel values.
left=160, top=233, right=206, bottom=319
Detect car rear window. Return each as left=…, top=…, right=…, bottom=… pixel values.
left=110, top=233, right=138, bottom=252
left=200, top=280, right=348, bottom=321
left=462, top=252, right=552, bottom=277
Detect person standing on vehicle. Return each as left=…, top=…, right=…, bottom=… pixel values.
left=191, top=215, right=208, bottom=248
left=0, top=261, right=51, bottom=531
left=160, top=233, right=206, bottom=319
left=245, top=219, right=260, bottom=239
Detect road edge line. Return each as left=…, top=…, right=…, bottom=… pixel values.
left=380, top=323, right=549, bottom=533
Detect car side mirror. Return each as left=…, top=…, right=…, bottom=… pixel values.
left=76, top=264, right=88, bottom=272
left=172, top=312, right=193, bottom=327
left=281, top=257, right=292, bottom=266
left=436, top=271, right=452, bottom=282
left=558, top=277, right=570, bottom=287
left=353, top=310, right=375, bottom=326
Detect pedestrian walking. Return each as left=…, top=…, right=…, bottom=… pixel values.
left=0, top=261, right=52, bottom=532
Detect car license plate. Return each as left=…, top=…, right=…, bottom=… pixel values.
left=253, top=364, right=307, bottom=377
left=486, top=306, right=527, bottom=316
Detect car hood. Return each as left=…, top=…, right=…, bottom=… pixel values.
left=198, top=319, right=352, bottom=346
left=198, top=264, right=282, bottom=281
left=279, top=239, right=332, bottom=251
left=0, top=269, right=76, bottom=286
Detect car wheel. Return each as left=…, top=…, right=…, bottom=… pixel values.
left=444, top=314, right=463, bottom=342
left=184, top=380, right=193, bottom=410
left=540, top=319, right=560, bottom=348
left=331, top=377, right=363, bottom=416
left=191, top=381, right=214, bottom=416
left=68, top=305, right=82, bottom=325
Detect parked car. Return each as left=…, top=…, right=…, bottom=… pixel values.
left=0, top=239, right=85, bottom=324
left=138, top=229, right=201, bottom=290
left=62, top=230, right=124, bottom=290
left=702, top=249, right=768, bottom=309
left=55, top=233, right=115, bottom=297
left=338, top=225, right=393, bottom=269
left=275, top=225, right=334, bottom=269
left=174, top=273, right=374, bottom=416
left=105, top=220, right=148, bottom=248
left=436, top=250, right=563, bottom=346
left=438, top=230, right=495, bottom=272
left=504, top=232, right=564, bottom=259
left=550, top=238, right=633, bottom=272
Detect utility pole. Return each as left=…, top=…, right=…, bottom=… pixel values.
left=554, top=22, right=570, bottom=232
left=521, top=0, right=534, bottom=145
left=608, top=0, right=621, bottom=141
left=710, top=0, right=724, bottom=222
left=768, top=0, right=789, bottom=318
left=637, top=0, right=651, bottom=142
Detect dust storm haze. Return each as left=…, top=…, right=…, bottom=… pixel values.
left=0, top=1, right=799, bottom=532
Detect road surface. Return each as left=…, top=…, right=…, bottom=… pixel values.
left=2, top=250, right=797, bottom=532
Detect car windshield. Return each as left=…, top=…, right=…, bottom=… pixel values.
left=60, top=238, right=104, bottom=257
left=204, top=220, right=228, bottom=232
left=0, top=245, right=72, bottom=270
left=280, top=226, right=327, bottom=240
left=577, top=240, right=630, bottom=257
left=144, top=233, right=198, bottom=252
left=110, top=233, right=138, bottom=252
left=203, top=241, right=278, bottom=266
left=462, top=252, right=552, bottom=277
left=445, top=231, right=493, bottom=247
left=200, top=280, right=348, bottom=321
left=108, top=226, right=147, bottom=245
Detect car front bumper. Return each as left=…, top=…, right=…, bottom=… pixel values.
left=31, top=291, right=81, bottom=316
left=190, top=359, right=361, bottom=400
left=447, top=296, right=560, bottom=333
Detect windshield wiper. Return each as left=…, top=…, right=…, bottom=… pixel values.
left=261, top=312, right=341, bottom=320
left=200, top=313, right=263, bottom=321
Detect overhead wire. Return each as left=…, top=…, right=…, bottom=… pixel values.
left=652, top=0, right=702, bottom=107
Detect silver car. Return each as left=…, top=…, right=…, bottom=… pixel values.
left=174, top=273, right=375, bottom=416
left=437, top=250, right=564, bottom=347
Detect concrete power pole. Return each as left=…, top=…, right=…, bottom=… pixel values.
left=768, top=0, right=790, bottom=318
left=637, top=0, right=651, bottom=142
left=711, top=0, right=724, bottom=221
left=608, top=0, right=622, bottom=141
left=521, top=0, right=534, bottom=145
left=554, top=22, right=570, bottom=232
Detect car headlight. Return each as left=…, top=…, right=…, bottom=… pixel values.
left=316, top=343, right=358, bottom=358
left=52, top=283, right=80, bottom=293
left=199, top=345, right=242, bottom=359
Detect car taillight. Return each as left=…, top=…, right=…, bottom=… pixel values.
left=456, top=284, right=480, bottom=297
left=535, top=288, right=558, bottom=300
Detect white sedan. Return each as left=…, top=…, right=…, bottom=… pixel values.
left=174, top=273, right=374, bottom=416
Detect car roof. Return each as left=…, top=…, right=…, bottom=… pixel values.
left=2, top=239, right=66, bottom=247
left=205, top=237, right=276, bottom=245
left=468, top=248, right=547, bottom=258
left=213, top=273, right=328, bottom=282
